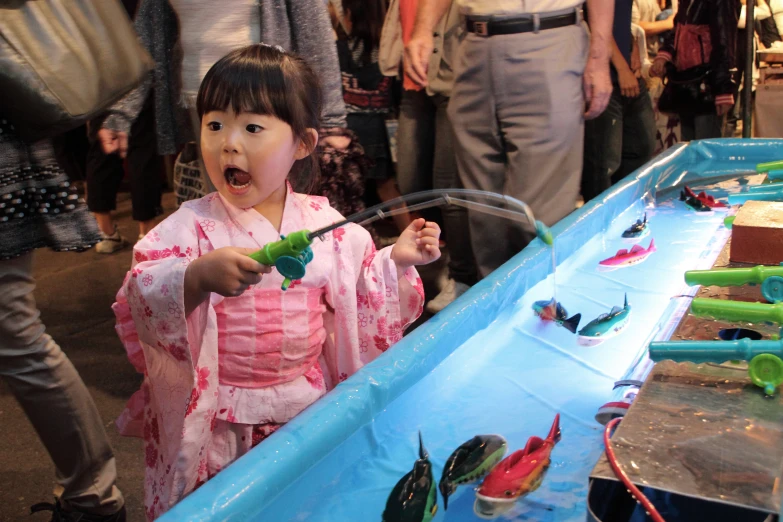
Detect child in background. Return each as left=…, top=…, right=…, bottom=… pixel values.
left=113, top=44, right=439, bottom=520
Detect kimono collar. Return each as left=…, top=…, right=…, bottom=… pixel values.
left=207, top=182, right=309, bottom=250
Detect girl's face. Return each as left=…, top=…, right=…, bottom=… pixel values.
left=200, top=110, right=313, bottom=210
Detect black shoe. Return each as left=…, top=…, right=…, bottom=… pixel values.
left=30, top=499, right=126, bottom=522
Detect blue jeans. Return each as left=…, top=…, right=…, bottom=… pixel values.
left=396, top=89, right=477, bottom=285
left=582, top=79, right=657, bottom=202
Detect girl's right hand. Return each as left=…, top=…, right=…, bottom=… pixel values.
left=187, top=247, right=272, bottom=298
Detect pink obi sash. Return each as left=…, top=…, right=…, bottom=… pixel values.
left=215, top=286, right=327, bottom=387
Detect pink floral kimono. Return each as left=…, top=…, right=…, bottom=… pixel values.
left=113, top=186, right=424, bottom=520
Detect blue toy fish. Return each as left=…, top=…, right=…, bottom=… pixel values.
left=578, top=294, right=631, bottom=346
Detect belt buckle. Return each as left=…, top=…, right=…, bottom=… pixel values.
left=474, top=21, right=489, bottom=36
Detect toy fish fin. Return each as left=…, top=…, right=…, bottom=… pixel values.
left=418, top=431, right=428, bottom=460
left=679, top=190, right=687, bottom=201
left=624, top=293, right=628, bottom=308
left=629, top=245, right=644, bottom=253
left=648, top=238, right=656, bottom=251
left=547, top=413, right=561, bottom=443
left=563, top=313, right=581, bottom=334
left=616, top=248, right=629, bottom=256
left=522, top=436, right=546, bottom=455
left=610, top=306, right=622, bottom=315
left=643, top=212, right=647, bottom=224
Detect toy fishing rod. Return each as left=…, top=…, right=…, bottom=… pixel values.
left=248, top=189, right=553, bottom=290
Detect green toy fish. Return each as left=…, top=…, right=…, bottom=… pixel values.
left=439, top=435, right=507, bottom=510
left=382, top=433, right=438, bottom=522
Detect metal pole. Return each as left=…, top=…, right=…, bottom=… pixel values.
left=742, top=0, right=755, bottom=138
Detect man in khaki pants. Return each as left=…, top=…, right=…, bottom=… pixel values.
left=407, top=0, right=614, bottom=276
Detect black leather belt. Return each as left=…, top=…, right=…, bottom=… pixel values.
left=466, top=9, right=582, bottom=37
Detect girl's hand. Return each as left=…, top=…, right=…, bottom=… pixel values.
left=187, top=247, right=272, bottom=299
left=390, top=218, right=441, bottom=269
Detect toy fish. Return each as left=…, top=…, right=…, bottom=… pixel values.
left=473, top=414, right=561, bottom=520
left=679, top=189, right=713, bottom=212
left=439, top=435, right=507, bottom=510
left=383, top=432, right=438, bottom=522
left=682, top=185, right=727, bottom=209
left=598, top=239, right=656, bottom=269
left=621, top=213, right=649, bottom=241
left=578, top=294, right=631, bottom=346
left=532, top=298, right=581, bottom=333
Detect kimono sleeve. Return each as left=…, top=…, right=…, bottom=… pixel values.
left=119, top=210, right=209, bottom=368
left=112, top=205, right=220, bottom=519
left=322, top=224, right=424, bottom=386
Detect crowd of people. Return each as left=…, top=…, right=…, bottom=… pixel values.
left=1, top=0, right=780, bottom=520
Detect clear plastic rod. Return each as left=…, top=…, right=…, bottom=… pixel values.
left=309, top=189, right=548, bottom=243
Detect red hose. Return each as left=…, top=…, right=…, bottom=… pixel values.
left=604, top=417, right=666, bottom=522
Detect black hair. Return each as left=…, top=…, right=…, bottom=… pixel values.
left=342, top=0, right=387, bottom=61
left=196, top=44, right=322, bottom=193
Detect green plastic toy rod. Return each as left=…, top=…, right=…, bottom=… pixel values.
left=649, top=337, right=783, bottom=364
left=728, top=189, right=783, bottom=205
left=247, top=230, right=312, bottom=266
left=757, top=160, right=783, bottom=174
left=690, top=297, right=783, bottom=325
left=767, top=169, right=783, bottom=181
left=723, top=216, right=735, bottom=229
left=685, top=265, right=783, bottom=287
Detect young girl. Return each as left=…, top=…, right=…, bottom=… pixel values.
left=113, top=44, right=439, bottom=520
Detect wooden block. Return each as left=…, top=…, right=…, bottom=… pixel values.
left=731, top=200, right=783, bottom=265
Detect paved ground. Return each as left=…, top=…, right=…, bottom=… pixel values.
left=0, top=192, right=443, bottom=522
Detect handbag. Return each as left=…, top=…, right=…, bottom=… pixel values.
left=0, top=0, right=154, bottom=142
left=657, top=64, right=716, bottom=115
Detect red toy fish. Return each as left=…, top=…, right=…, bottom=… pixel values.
left=473, top=414, right=561, bottom=519
left=598, top=238, right=656, bottom=269
left=682, top=186, right=727, bottom=208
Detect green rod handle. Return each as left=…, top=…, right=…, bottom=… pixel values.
left=690, top=297, right=783, bottom=325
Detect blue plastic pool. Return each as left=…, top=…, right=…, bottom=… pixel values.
left=161, top=139, right=783, bottom=521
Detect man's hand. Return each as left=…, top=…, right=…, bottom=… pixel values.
left=584, top=56, right=613, bottom=119
left=404, top=32, right=434, bottom=87
left=98, top=128, right=129, bottom=158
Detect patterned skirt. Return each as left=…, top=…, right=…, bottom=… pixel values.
left=0, top=118, right=100, bottom=260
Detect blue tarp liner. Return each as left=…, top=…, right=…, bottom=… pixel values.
left=162, top=139, right=783, bottom=521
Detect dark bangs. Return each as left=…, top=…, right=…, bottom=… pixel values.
left=196, top=44, right=323, bottom=193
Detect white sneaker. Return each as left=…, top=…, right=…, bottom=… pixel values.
left=95, top=226, right=127, bottom=254
left=426, top=279, right=470, bottom=314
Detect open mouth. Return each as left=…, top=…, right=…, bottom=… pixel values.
left=473, top=495, right=517, bottom=519
left=224, top=166, right=252, bottom=191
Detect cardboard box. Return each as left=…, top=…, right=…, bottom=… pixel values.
left=730, top=200, right=783, bottom=265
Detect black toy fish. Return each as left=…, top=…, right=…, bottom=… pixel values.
left=439, top=435, right=507, bottom=510
left=621, top=213, right=649, bottom=239
left=382, top=433, right=438, bottom=522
